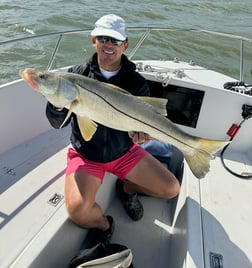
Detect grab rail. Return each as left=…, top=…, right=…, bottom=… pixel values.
left=1, top=27, right=251, bottom=81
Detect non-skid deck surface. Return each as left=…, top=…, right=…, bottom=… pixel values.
left=1, top=124, right=175, bottom=268
left=106, top=195, right=174, bottom=268
left=199, top=152, right=252, bottom=267
left=0, top=127, right=82, bottom=268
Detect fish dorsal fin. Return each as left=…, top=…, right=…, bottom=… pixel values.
left=77, top=116, right=97, bottom=141
left=138, top=96, right=168, bottom=116
left=105, top=82, right=168, bottom=116
left=104, top=83, right=168, bottom=115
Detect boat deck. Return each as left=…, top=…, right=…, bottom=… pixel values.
left=108, top=195, right=174, bottom=268
left=1, top=127, right=252, bottom=267
left=0, top=127, right=76, bottom=268
left=0, top=126, right=177, bottom=268
left=199, top=151, right=252, bottom=268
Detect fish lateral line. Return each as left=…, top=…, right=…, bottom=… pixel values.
left=74, top=83, right=196, bottom=148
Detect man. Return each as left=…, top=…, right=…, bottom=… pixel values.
left=46, top=14, right=180, bottom=244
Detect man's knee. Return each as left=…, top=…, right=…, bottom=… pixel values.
left=66, top=198, right=92, bottom=225
left=160, top=175, right=180, bottom=199
left=168, top=178, right=180, bottom=198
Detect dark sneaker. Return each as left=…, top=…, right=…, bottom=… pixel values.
left=116, top=179, right=143, bottom=221
left=84, top=215, right=115, bottom=248
left=101, top=215, right=115, bottom=244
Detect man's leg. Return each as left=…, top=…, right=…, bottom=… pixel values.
left=125, top=153, right=180, bottom=198
left=115, top=148, right=180, bottom=220
left=65, top=171, right=110, bottom=231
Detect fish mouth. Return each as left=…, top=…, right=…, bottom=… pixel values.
left=19, top=68, right=39, bottom=90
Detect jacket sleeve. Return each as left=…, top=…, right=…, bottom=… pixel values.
left=45, top=102, right=71, bottom=129
left=138, top=80, right=150, bottom=96
left=131, top=73, right=150, bottom=97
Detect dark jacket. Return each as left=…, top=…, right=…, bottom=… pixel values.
left=46, top=53, right=150, bottom=162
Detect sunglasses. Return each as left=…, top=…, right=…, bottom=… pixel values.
left=96, top=36, right=126, bottom=46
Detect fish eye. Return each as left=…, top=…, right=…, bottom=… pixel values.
left=39, top=74, right=46, bottom=79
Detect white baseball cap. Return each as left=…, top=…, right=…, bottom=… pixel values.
left=91, top=14, right=128, bottom=41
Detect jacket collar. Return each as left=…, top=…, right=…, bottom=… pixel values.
left=88, top=53, right=136, bottom=80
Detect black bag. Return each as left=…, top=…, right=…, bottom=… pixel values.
left=68, top=242, right=133, bottom=268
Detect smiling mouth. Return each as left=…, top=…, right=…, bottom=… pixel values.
left=103, top=49, right=115, bottom=55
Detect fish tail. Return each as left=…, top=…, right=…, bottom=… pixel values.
left=185, top=138, right=229, bottom=179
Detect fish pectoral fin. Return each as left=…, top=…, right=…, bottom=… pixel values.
left=77, top=116, right=97, bottom=141
left=138, top=96, right=168, bottom=116
left=60, top=110, right=72, bottom=128
left=59, top=100, right=77, bottom=128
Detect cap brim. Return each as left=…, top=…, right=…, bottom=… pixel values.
left=91, top=28, right=126, bottom=41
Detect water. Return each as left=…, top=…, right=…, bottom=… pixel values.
left=1, top=0, right=252, bottom=85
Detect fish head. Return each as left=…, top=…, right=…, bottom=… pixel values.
left=19, top=68, right=79, bottom=107
left=20, top=68, right=55, bottom=93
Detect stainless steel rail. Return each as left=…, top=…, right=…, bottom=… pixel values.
left=1, top=27, right=251, bottom=81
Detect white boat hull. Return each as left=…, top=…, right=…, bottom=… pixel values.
left=1, top=29, right=252, bottom=267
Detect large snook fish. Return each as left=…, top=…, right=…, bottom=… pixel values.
left=19, top=68, right=229, bottom=179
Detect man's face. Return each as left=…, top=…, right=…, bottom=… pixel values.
left=92, top=36, right=128, bottom=71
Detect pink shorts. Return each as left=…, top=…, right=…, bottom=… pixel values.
left=66, top=144, right=149, bottom=181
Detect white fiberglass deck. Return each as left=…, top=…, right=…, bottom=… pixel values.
left=2, top=125, right=252, bottom=267
left=0, top=127, right=176, bottom=268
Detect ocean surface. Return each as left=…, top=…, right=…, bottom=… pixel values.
left=1, top=0, right=252, bottom=85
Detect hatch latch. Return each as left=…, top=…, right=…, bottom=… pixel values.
left=210, top=252, right=223, bottom=268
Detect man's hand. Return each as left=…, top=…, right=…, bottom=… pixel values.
left=128, top=131, right=151, bottom=144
